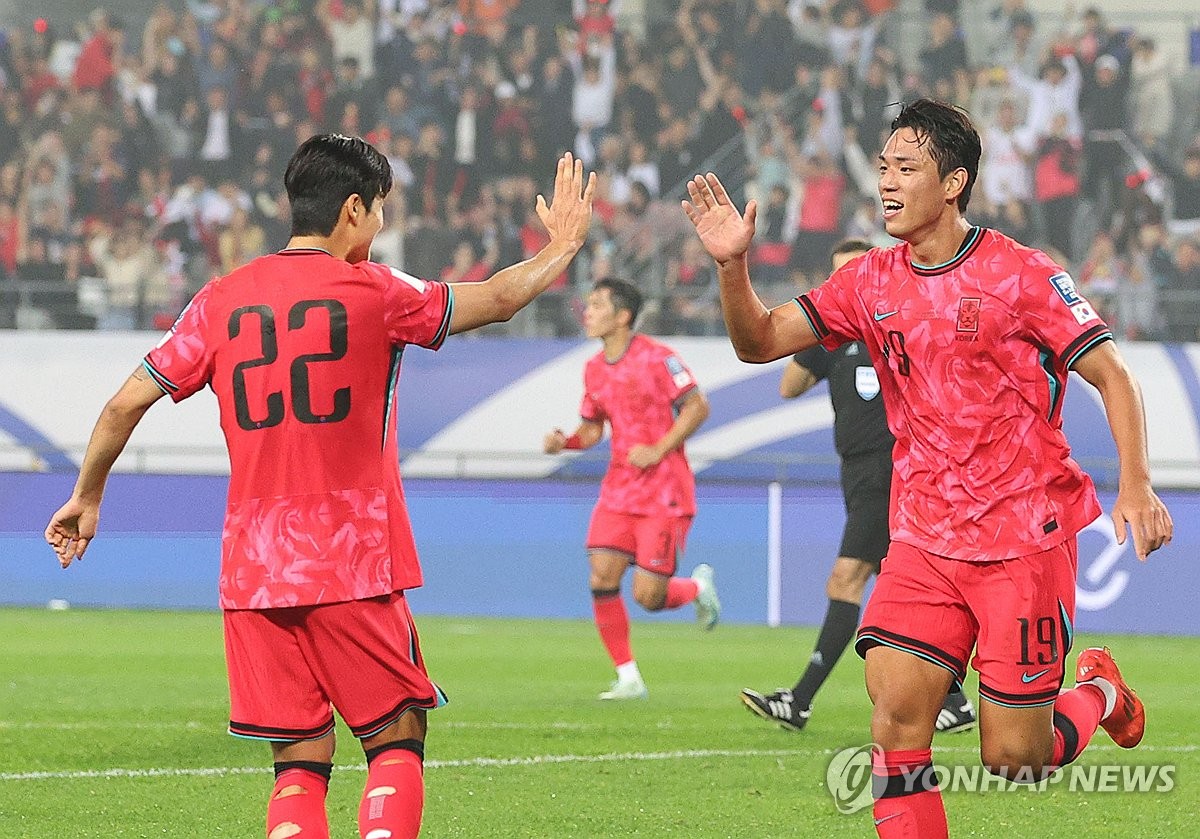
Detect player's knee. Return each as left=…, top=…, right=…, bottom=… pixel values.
left=826, top=562, right=869, bottom=602
left=634, top=588, right=666, bottom=611
left=869, top=698, right=934, bottom=749
left=980, top=744, right=1053, bottom=782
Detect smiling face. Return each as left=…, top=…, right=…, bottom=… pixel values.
left=877, top=127, right=966, bottom=242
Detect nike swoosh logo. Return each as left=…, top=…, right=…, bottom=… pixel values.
left=1022, top=669, right=1051, bottom=683
left=873, top=310, right=899, bottom=322
left=874, top=813, right=902, bottom=826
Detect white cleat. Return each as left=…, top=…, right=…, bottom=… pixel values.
left=598, top=677, right=649, bottom=701
left=691, top=563, right=721, bottom=631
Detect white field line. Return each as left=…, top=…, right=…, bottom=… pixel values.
left=1, top=744, right=1196, bottom=783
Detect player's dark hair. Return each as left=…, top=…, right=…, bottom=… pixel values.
left=284, top=134, right=393, bottom=237
left=890, top=99, right=980, bottom=210
left=594, top=278, right=642, bottom=326
left=832, top=238, right=873, bottom=258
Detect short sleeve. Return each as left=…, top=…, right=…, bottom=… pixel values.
left=794, top=261, right=865, bottom=350
left=143, top=283, right=217, bottom=402
left=654, top=350, right=699, bottom=407
left=793, top=346, right=830, bottom=382
left=371, top=263, right=454, bottom=349
left=1018, top=254, right=1112, bottom=369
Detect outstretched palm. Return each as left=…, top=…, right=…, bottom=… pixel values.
left=682, top=173, right=757, bottom=264
left=536, top=151, right=597, bottom=251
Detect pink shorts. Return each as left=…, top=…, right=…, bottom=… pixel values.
left=586, top=508, right=692, bottom=576
left=224, top=591, right=446, bottom=742
left=856, top=540, right=1078, bottom=708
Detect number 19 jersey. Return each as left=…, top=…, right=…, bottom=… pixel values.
left=796, top=228, right=1109, bottom=562
left=144, top=249, right=453, bottom=610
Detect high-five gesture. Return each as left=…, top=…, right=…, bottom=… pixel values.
left=536, top=152, right=597, bottom=253
left=682, top=173, right=757, bottom=264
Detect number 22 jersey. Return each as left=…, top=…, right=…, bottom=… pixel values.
left=144, top=249, right=453, bottom=610
left=796, top=228, right=1109, bottom=562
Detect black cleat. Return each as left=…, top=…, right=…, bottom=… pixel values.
left=936, top=694, right=977, bottom=734
left=740, top=688, right=811, bottom=732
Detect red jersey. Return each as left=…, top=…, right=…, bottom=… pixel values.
left=796, top=228, right=1108, bottom=561
left=580, top=334, right=698, bottom=517
left=144, top=249, right=453, bottom=609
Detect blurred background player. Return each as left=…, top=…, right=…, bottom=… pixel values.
left=740, top=238, right=976, bottom=734
left=685, top=99, right=1172, bottom=839
left=544, top=277, right=718, bottom=700
left=45, top=137, right=595, bottom=839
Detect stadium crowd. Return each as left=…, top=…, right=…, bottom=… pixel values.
left=0, top=0, right=1198, bottom=339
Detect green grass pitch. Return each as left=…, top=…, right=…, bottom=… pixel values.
left=1, top=608, right=1196, bottom=837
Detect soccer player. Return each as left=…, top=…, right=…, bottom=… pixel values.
left=740, top=239, right=976, bottom=735
left=543, top=278, right=719, bottom=701
left=684, top=100, right=1173, bottom=838
left=45, top=136, right=595, bottom=839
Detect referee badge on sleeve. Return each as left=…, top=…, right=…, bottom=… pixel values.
left=855, top=366, right=881, bottom=400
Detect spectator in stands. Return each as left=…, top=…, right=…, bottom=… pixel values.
left=919, top=11, right=968, bottom=88
left=322, top=0, right=376, bottom=81
left=1010, top=50, right=1082, bottom=142
left=1129, top=38, right=1173, bottom=154
left=1165, top=238, right=1200, bottom=341
left=1080, top=53, right=1129, bottom=225
left=1032, top=112, right=1083, bottom=260
left=217, top=206, right=266, bottom=275
left=988, top=7, right=1042, bottom=77
left=1119, top=223, right=1169, bottom=340
left=1161, top=148, right=1200, bottom=238
left=89, top=219, right=169, bottom=329
left=978, top=98, right=1033, bottom=241
left=1079, top=230, right=1124, bottom=325
left=665, top=235, right=722, bottom=334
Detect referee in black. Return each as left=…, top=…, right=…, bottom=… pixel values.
left=740, top=239, right=976, bottom=734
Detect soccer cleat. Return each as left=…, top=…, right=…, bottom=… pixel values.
left=598, top=676, right=649, bottom=701
left=691, top=563, right=721, bottom=631
left=1076, top=646, right=1145, bottom=748
left=935, top=695, right=977, bottom=734
left=740, top=688, right=811, bottom=732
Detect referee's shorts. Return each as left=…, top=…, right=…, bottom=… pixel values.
left=838, top=450, right=892, bottom=571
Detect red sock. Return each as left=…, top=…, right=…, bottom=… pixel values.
left=592, top=591, right=633, bottom=667
left=1050, top=683, right=1106, bottom=767
left=664, top=577, right=699, bottom=609
left=359, top=745, right=424, bottom=839
left=267, top=765, right=330, bottom=839
left=871, top=748, right=947, bottom=839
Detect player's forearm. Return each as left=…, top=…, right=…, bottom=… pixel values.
left=71, top=400, right=151, bottom=503
left=655, top=393, right=710, bottom=456
left=450, top=241, right=581, bottom=333
left=569, top=421, right=604, bottom=449
left=715, top=255, right=781, bottom=363
left=780, top=363, right=817, bottom=399
left=1097, top=371, right=1153, bottom=490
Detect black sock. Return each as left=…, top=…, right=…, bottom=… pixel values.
left=946, top=688, right=969, bottom=707
left=792, top=599, right=860, bottom=709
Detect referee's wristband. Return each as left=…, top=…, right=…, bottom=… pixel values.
left=563, top=433, right=584, bottom=450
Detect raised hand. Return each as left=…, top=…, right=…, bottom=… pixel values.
left=682, top=173, right=757, bottom=265
left=536, top=152, right=597, bottom=253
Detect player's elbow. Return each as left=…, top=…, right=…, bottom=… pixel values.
left=734, top=344, right=776, bottom=364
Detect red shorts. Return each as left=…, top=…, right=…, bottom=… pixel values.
left=223, top=591, right=446, bottom=742
left=586, top=508, right=692, bottom=576
left=855, top=540, right=1078, bottom=708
